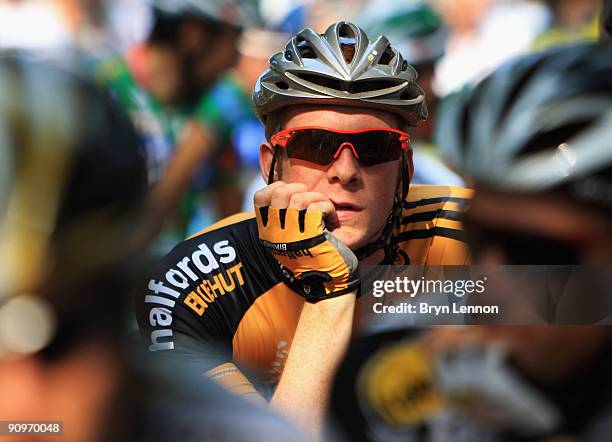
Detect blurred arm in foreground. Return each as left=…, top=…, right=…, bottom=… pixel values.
left=330, top=42, right=612, bottom=442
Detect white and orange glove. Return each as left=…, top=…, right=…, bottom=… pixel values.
left=256, top=204, right=360, bottom=302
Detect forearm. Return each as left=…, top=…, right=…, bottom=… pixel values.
left=137, top=122, right=214, bottom=245
left=151, top=123, right=214, bottom=215
left=270, top=293, right=356, bottom=437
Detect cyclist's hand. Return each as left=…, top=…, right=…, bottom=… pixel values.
left=254, top=182, right=359, bottom=302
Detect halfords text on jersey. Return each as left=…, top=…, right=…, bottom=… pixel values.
left=144, top=239, right=244, bottom=352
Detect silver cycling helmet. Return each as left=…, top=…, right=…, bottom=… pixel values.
left=253, top=21, right=428, bottom=131
left=254, top=21, right=426, bottom=263
left=437, top=42, right=612, bottom=213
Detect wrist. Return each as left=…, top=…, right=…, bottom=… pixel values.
left=301, top=290, right=357, bottom=314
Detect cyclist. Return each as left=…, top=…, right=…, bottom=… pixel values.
left=330, top=42, right=612, bottom=442
left=137, top=21, right=471, bottom=434
left=95, top=0, right=259, bottom=251
left=196, top=14, right=303, bottom=212
left=433, top=41, right=612, bottom=441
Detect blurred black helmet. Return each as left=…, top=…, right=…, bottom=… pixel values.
left=0, top=53, right=147, bottom=358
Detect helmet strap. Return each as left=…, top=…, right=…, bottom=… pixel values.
left=267, top=146, right=280, bottom=185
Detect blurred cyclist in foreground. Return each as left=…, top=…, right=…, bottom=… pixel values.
left=0, top=53, right=300, bottom=442
left=330, top=43, right=612, bottom=442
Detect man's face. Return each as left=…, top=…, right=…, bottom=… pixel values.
left=178, top=20, right=241, bottom=100
left=433, top=187, right=612, bottom=383
left=266, top=105, right=403, bottom=250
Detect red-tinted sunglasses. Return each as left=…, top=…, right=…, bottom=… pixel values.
left=270, top=126, right=411, bottom=167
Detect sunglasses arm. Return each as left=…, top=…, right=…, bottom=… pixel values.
left=267, top=146, right=280, bottom=185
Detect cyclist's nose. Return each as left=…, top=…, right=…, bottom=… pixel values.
left=328, top=143, right=360, bottom=184
left=333, top=142, right=359, bottom=160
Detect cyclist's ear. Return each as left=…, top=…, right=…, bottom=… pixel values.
left=260, top=141, right=281, bottom=184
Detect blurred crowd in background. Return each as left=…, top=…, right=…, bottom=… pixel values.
left=0, top=0, right=600, bottom=254
left=0, top=1, right=610, bottom=441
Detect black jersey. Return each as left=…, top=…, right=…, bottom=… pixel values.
left=136, top=185, right=471, bottom=395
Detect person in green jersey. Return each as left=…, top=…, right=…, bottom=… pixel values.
left=96, top=1, right=260, bottom=252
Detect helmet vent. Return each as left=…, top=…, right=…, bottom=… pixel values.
left=400, top=89, right=418, bottom=100
left=338, top=22, right=356, bottom=39
left=522, top=120, right=592, bottom=156
left=378, top=46, right=395, bottom=66
left=295, top=73, right=344, bottom=91
left=341, top=43, right=356, bottom=64
left=500, top=60, right=544, bottom=120
left=460, top=103, right=473, bottom=152
left=296, top=36, right=317, bottom=59
left=338, top=23, right=357, bottom=64
left=276, top=81, right=289, bottom=90
left=352, top=79, right=405, bottom=94
left=293, top=73, right=404, bottom=95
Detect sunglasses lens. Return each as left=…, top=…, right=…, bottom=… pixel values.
left=284, top=129, right=405, bottom=166
left=353, top=131, right=404, bottom=166
left=285, top=129, right=336, bottom=165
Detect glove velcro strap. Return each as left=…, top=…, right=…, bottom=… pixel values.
left=277, top=264, right=361, bottom=302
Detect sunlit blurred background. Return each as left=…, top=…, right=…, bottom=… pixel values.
left=0, top=2, right=607, bottom=440
left=0, top=0, right=599, bottom=252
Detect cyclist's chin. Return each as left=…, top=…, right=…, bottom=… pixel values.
left=333, top=224, right=374, bottom=252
